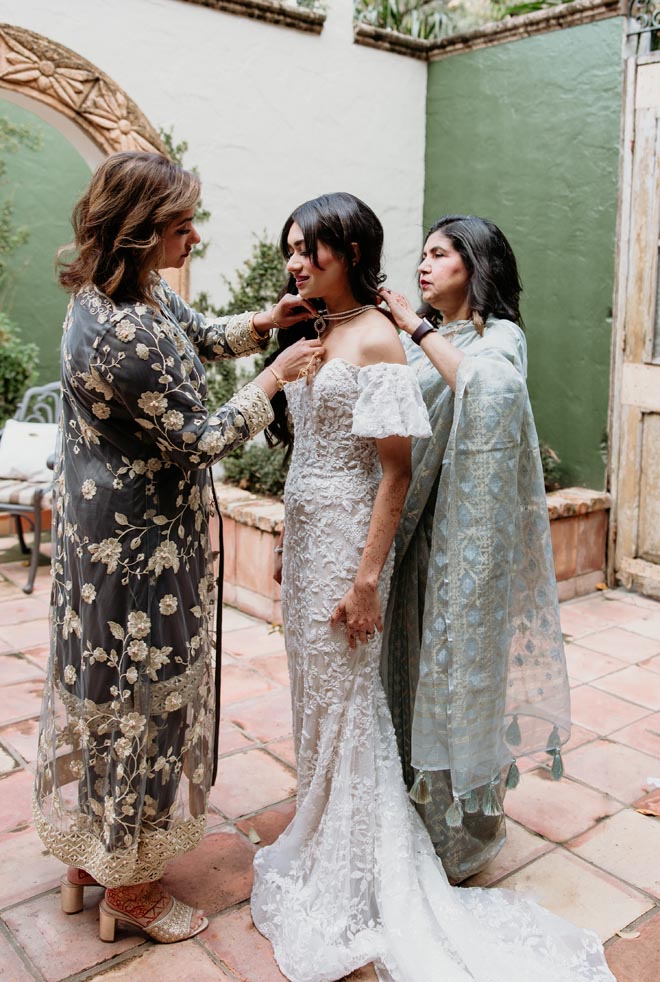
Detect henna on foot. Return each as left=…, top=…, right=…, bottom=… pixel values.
left=105, top=881, right=205, bottom=934
left=67, top=867, right=99, bottom=887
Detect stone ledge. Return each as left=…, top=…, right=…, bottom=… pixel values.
left=214, top=482, right=284, bottom=533
left=353, top=23, right=431, bottom=60
left=557, top=569, right=605, bottom=602
left=215, top=481, right=610, bottom=622
left=215, top=481, right=611, bottom=529
left=353, top=0, right=622, bottom=62
left=428, top=0, right=622, bottom=59
left=172, top=0, right=325, bottom=33
left=546, top=487, right=612, bottom=520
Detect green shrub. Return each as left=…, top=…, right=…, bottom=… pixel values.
left=355, top=0, right=448, bottom=39
left=0, top=312, right=39, bottom=426
left=192, top=291, right=238, bottom=412
left=0, top=114, right=42, bottom=306
left=196, top=236, right=286, bottom=424
left=540, top=443, right=563, bottom=492
left=223, top=443, right=289, bottom=498
left=217, top=237, right=286, bottom=318
left=200, top=236, right=289, bottom=497
left=206, top=360, right=238, bottom=414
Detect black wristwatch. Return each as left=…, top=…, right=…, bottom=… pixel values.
left=411, top=318, right=436, bottom=345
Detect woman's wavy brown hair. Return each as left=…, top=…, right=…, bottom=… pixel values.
left=58, top=151, right=200, bottom=304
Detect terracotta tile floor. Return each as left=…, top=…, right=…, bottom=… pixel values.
left=0, top=537, right=658, bottom=981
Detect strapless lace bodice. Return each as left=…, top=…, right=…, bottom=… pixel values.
left=284, top=358, right=431, bottom=492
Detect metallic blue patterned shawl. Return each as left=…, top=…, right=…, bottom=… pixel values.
left=384, top=317, right=570, bottom=824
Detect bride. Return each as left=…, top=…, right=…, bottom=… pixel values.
left=250, top=192, right=614, bottom=982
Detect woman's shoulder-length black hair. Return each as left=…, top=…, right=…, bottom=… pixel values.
left=419, top=214, right=523, bottom=331
left=266, top=191, right=386, bottom=450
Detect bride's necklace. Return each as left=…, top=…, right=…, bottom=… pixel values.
left=314, top=304, right=376, bottom=338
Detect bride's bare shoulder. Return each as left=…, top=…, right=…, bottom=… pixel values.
left=359, top=308, right=406, bottom=366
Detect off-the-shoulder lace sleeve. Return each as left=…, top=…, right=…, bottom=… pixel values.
left=352, top=363, right=431, bottom=439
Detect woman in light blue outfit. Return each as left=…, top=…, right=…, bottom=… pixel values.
left=381, top=215, right=571, bottom=884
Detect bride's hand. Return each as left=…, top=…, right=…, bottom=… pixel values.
left=378, top=288, right=420, bottom=336
left=330, top=582, right=383, bottom=650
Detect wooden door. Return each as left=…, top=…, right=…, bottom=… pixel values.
left=610, top=52, right=660, bottom=598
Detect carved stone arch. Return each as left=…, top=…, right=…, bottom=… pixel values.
left=0, top=24, right=164, bottom=155
left=0, top=24, right=189, bottom=296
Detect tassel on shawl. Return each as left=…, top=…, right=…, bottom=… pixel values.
left=546, top=724, right=564, bottom=780
left=550, top=748, right=564, bottom=781
left=505, top=714, right=522, bottom=747
left=444, top=796, right=464, bottom=828
left=409, top=770, right=432, bottom=805
left=546, top=724, right=561, bottom=752
left=505, top=760, right=520, bottom=790
left=463, top=788, right=480, bottom=814
left=482, top=782, right=503, bottom=817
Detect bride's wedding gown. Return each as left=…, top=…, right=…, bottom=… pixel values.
left=251, top=358, right=614, bottom=982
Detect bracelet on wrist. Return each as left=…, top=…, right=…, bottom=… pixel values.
left=267, top=365, right=287, bottom=392
left=411, top=318, right=436, bottom=346
left=270, top=304, right=282, bottom=329
left=249, top=312, right=272, bottom=346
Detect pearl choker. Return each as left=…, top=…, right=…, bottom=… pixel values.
left=313, top=304, right=376, bottom=338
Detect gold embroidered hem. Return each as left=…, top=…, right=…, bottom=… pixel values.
left=230, top=382, right=275, bottom=438
left=33, top=792, right=206, bottom=887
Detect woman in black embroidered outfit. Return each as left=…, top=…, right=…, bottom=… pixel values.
left=33, top=152, right=320, bottom=943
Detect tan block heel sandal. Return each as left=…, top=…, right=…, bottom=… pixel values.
left=98, top=896, right=208, bottom=943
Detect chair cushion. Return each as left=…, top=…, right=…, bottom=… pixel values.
left=0, top=478, right=52, bottom=508
left=0, top=419, right=58, bottom=482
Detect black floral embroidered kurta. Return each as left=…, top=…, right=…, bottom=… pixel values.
left=34, top=280, right=274, bottom=886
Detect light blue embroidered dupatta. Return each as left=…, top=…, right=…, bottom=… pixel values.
left=383, top=317, right=570, bottom=825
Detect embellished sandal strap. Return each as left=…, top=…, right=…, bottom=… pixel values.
left=146, top=897, right=196, bottom=943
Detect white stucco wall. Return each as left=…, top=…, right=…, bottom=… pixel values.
left=0, top=0, right=427, bottom=302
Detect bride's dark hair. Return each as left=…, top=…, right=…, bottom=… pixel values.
left=266, top=192, right=386, bottom=450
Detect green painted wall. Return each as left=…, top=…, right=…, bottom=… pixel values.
left=424, top=17, right=623, bottom=488
left=0, top=99, right=91, bottom=384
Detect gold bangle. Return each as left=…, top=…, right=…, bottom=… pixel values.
left=270, top=304, right=282, bottom=329
left=249, top=312, right=271, bottom=346
left=267, top=365, right=287, bottom=391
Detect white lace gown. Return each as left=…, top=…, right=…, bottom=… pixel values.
left=251, top=358, right=614, bottom=982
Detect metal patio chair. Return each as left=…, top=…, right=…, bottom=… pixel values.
left=0, top=381, right=61, bottom=593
